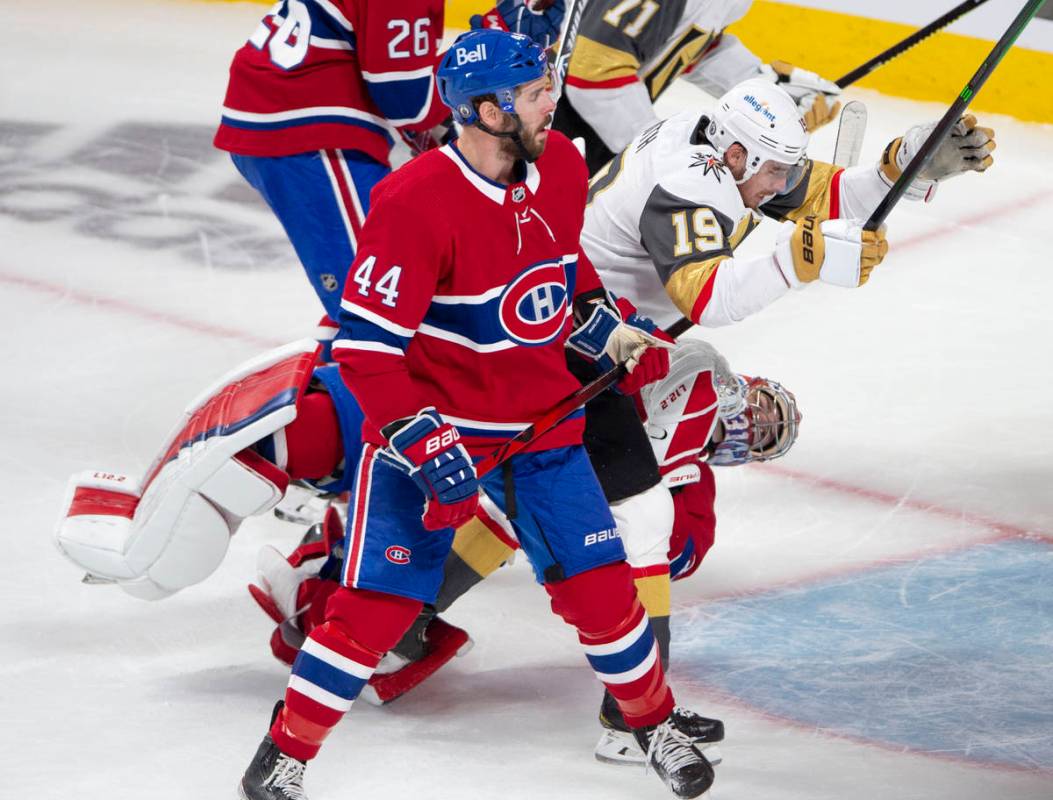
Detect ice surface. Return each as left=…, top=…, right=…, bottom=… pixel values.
left=2, top=2, right=1051, bottom=798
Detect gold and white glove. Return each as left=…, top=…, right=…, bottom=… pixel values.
left=775, top=216, right=888, bottom=289
left=762, top=60, right=842, bottom=131
left=880, top=114, right=996, bottom=201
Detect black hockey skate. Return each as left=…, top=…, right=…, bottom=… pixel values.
left=596, top=691, right=723, bottom=768
left=239, top=733, right=308, bottom=800
left=633, top=713, right=716, bottom=799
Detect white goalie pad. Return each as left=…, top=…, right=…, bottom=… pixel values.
left=610, top=483, right=675, bottom=570
left=54, top=340, right=319, bottom=600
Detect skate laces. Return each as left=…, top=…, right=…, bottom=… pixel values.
left=264, top=755, right=307, bottom=800
left=646, top=719, right=700, bottom=776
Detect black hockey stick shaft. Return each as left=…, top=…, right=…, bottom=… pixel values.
left=552, top=0, right=589, bottom=97
left=836, top=0, right=990, bottom=88
left=864, top=0, right=1047, bottom=232
left=476, top=316, right=683, bottom=478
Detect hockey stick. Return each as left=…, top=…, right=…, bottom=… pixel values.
left=475, top=315, right=687, bottom=478
left=835, top=0, right=991, bottom=88
left=832, top=100, right=868, bottom=167
left=552, top=0, right=590, bottom=98
left=865, top=0, right=1047, bottom=232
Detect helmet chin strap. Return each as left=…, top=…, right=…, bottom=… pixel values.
left=475, top=112, right=538, bottom=164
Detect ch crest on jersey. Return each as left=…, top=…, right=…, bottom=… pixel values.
left=497, top=260, right=569, bottom=346
left=690, top=152, right=726, bottom=182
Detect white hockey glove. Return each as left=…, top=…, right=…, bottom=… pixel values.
left=775, top=216, right=888, bottom=289
left=880, top=114, right=996, bottom=203
left=761, top=60, right=842, bottom=132
left=567, top=302, right=674, bottom=370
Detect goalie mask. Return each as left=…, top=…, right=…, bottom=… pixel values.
left=708, top=376, right=802, bottom=466
left=640, top=340, right=801, bottom=469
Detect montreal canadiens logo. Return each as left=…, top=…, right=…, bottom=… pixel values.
left=385, top=545, right=411, bottom=565
left=497, top=260, right=569, bottom=346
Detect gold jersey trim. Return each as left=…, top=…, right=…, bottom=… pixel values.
left=664, top=255, right=729, bottom=320
left=778, top=160, right=842, bottom=223
left=567, top=35, right=642, bottom=85
left=642, top=26, right=713, bottom=100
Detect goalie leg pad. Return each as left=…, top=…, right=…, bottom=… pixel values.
left=54, top=341, right=316, bottom=598
left=610, top=482, right=675, bottom=570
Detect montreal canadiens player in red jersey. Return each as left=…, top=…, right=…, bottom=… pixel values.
left=213, top=1, right=444, bottom=347
left=235, top=29, right=717, bottom=800
left=247, top=341, right=799, bottom=767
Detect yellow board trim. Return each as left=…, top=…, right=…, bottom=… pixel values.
left=728, top=1, right=1053, bottom=125
left=203, top=0, right=1051, bottom=123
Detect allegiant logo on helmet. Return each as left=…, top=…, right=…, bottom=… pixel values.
left=743, top=94, right=777, bottom=123
left=497, top=259, right=570, bottom=346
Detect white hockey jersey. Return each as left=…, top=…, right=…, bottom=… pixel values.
left=563, top=0, right=762, bottom=154
left=582, top=110, right=901, bottom=328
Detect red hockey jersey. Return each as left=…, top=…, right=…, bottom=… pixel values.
left=214, top=0, right=449, bottom=165
left=332, top=131, right=604, bottom=456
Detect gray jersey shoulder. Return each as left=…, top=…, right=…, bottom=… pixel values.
left=579, top=0, right=689, bottom=63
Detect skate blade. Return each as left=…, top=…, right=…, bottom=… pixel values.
left=593, top=735, right=723, bottom=768
left=700, top=743, right=723, bottom=767
left=594, top=730, right=645, bottom=766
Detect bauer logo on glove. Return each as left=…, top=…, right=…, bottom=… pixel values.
left=776, top=215, right=888, bottom=289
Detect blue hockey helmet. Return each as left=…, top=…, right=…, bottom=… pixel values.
left=437, top=29, right=548, bottom=125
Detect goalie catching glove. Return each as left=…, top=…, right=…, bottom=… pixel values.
left=761, top=60, right=841, bottom=132
left=880, top=114, right=996, bottom=201
left=377, top=409, right=478, bottom=531
left=567, top=296, right=674, bottom=395
left=775, top=215, right=888, bottom=289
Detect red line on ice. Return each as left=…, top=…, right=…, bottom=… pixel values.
left=0, top=271, right=281, bottom=349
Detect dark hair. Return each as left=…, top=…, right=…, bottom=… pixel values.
left=471, top=93, right=501, bottom=118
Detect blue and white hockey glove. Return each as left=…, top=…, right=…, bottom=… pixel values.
left=471, top=0, right=565, bottom=50
left=377, top=408, right=479, bottom=531
left=567, top=298, right=674, bottom=394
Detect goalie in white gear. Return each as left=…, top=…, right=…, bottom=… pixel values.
left=553, top=0, right=843, bottom=173
left=584, top=78, right=995, bottom=329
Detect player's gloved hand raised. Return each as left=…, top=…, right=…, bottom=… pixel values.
left=775, top=215, right=888, bottom=289
left=568, top=298, right=674, bottom=393
left=761, top=60, right=841, bottom=132
left=377, top=408, right=479, bottom=531
left=471, top=0, right=566, bottom=50
left=880, top=114, right=995, bottom=202
left=400, top=115, right=458, bottom=157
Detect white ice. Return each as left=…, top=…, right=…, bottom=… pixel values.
left=2, top=2, right=1052, bottom=799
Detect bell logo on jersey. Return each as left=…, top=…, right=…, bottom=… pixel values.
left=498, top=260, right=570, bottom=346
left=455, top=43, right=487, bottom=66
left=385, top=545, right=412, bottom=565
